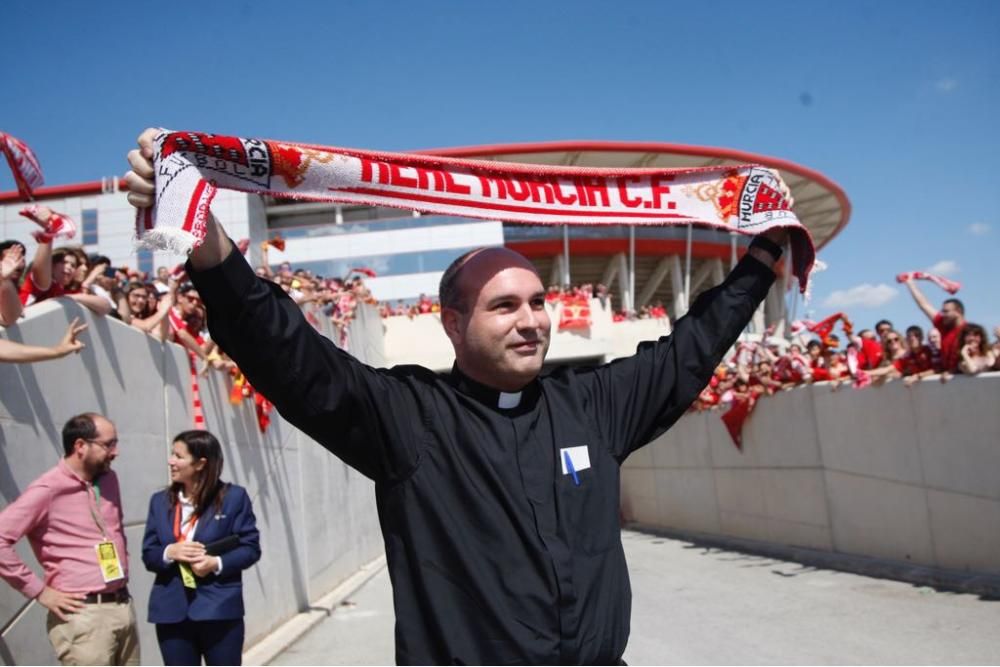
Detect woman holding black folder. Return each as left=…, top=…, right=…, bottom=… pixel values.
left=142, top=430, right=261, bottom=665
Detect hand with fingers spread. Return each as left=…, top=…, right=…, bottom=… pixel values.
left=165, top=541, right=206, bottom=563
left=36, top=586, right=86, bottom=622
left=1, top=244, right=25, bottom=281
left=55, top=318, right=88, bottom=357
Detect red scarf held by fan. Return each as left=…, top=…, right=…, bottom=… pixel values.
left=896, top=271, right=961, bottom=294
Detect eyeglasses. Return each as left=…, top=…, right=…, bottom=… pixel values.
left=86, top=438, right=119, bottom=451
left=886, top=336, right=901, bottom=343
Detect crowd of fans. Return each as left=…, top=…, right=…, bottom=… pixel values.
left=692, top=300, right=1000, bottom=413
left=0, top=210, right=380, bottom=367
left=3, top=207, right=998, bottom=408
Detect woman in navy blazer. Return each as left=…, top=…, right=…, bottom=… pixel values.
left=142, top=430, right=261, bottom=666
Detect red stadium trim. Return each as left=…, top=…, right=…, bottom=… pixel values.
left=0, top=179, right=128, bottom=203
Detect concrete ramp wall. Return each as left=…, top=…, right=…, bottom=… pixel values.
left=0, top=300, right=383, bottom=665
left=621, top=373, right=1000, bottom=575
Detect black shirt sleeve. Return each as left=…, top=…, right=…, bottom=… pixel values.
left=576, top=254, right=775, bottom=462
left=187, top=247, right=424, bottom=482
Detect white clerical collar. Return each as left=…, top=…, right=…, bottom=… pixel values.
left=498, top=391, right=523, bottom=409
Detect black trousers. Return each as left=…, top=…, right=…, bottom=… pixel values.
left=156, top=618, right=244, bottom=666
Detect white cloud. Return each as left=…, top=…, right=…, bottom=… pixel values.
left=823, top=283, right=899, bottom=309
left=968, top=223, right=992, bottom=236
left=934, top=78, right=958, bottom=93
left=926, top=259, right=959, bottom=276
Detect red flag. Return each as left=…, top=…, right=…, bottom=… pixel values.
left=721, top=396, right=756, bottom=450
left=266, top=235, right=286, bottom=252
left=808, top=312, right=853, bottom=348
left=0, top=132, right=44, bottom=200
left=558, top=293, right=592, bottom=330
left=349, top=267, right=377, bottom=278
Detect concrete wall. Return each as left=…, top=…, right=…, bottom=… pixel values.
left=0, top=300, right=383, bottom=665
left=621, top=374, right=1000, bottom=575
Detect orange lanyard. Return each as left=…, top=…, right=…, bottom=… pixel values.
left=173, top=502, right=198, bottom=543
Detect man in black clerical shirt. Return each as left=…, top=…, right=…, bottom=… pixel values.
left=126, top=128, right=787, bottom=665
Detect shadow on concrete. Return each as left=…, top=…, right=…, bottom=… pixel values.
left=627, top=523, right=1000, bottom=602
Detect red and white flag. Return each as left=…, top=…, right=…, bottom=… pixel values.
left=0, top=132, right=44, bottom=200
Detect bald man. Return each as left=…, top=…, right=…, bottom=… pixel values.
left=126, top=129, right=785, bottom=665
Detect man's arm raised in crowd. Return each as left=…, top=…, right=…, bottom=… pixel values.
left=20, top=207, right=55, bottom=292
left=904, top=279, right=937, bottom=323
left=581, top=231, right=783, bottom=462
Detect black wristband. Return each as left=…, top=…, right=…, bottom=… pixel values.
left=749, top=235, right=784, bottom=262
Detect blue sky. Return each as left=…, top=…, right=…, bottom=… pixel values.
left=3, top=0, right=997, bottom=331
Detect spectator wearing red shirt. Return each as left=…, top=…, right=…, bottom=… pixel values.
left=806, top=340, right=830, bottom=381
left=866, top=329, right=909, bottom=384
left=19, top=244, right=112, bottom=316
left=19, top=246, right=72, bottom=305
left=855, top=329, right=884, bottom=370
left=904, top=279, right=965, bottom=372
left=895, top=325, right=936, bottom=386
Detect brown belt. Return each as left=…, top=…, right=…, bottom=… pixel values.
left=82, top=588, right=130, bottom=604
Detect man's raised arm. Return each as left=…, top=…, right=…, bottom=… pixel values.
left=904, top=279, right=938, bottom=323
left=123, top=128, right=421, bottom=482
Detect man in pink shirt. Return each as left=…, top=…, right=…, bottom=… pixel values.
left=0, top=413, right=139, bottom=665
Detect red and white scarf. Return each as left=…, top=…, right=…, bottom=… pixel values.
left=0, top=132, right=44, bottom=200
left=896, top=271, right=961, bottom=294
left=135, top=130, right=816, bottom=290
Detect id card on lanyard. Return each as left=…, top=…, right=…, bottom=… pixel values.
left=89, top=481, right=124, bottom=583
left=174, top=503, right=199, bottom=589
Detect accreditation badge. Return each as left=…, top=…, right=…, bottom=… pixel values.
left=95, top=541, right=124, bottom=583
left=179, top=563, right=197, bottom=589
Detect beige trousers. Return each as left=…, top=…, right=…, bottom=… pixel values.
left=46, top=600, right=140, bottom=666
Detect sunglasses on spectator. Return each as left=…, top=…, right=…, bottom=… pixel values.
left=887, top=336, right=902, bottom=343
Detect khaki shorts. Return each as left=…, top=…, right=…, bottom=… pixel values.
left=46, top=600, right=140, bottom=666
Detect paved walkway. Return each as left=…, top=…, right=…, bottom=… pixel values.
left=267, top=529, right=1000, bottom=665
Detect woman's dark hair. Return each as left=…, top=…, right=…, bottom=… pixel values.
left=168, top=430, right=227, bottom=515
left=961, top=323, right=989, bottom=356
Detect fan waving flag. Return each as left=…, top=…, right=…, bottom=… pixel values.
left=0, top=132, right=44, bottom=200
left=135, top=130, right=817, bottom=292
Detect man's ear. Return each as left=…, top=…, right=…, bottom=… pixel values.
left=440, top=307, right=463, bottom=345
